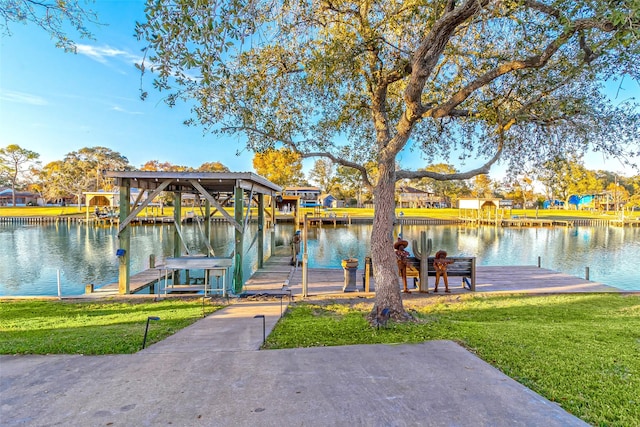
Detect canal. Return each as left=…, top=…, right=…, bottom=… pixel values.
left=1, top=222, right=638, bottom=296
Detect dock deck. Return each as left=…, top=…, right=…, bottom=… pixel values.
left=306, top=214, right=350, bottom=226
left=90, top=247, right=625, bottom=298
left=97, top=268, right=171, bottom=294
left=459, top=217, right=574, bottom=227
left=609, top=218, right=640, bottom=227
left=242, top=246, right=296, bottom=295
left=239, top=247, right=623, bottom=297
left=281, top=265, right=621, bottom=296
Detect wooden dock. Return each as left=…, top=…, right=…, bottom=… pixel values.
left=89, top=246, right=627, bottom=298
left=609, top=218, right=640, bottom=227
left=282, top=264, right=622, bottom=297
left=242, top=246, right=296, bottom=295
left=398, top=217, right=458, bottom=225
left=97, top=268, right=172, bottom=294
left=459, top=217, right=573, bottom=227
left=240, top=244, right=625, bottom=298
left=306, top=215, right=350, bottom=227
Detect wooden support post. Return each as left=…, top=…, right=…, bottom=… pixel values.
left=234, top=186, right=244, bottom=293
left=302, top=214, right=308, bottom=297
left=203, top=200, right=211, bottom=285
left=270, top=194, right=276, bottom=256
left=471, top=257, right=476, bottom=291
left=258, top=193, right=264, bottom=269
left=173, top=192, right=182, bottom=284
left=85, top=195, right=90, bottom=224
left=205, top=199, right=211, bottom=247
left=364, top=257, right=371, bottom=293
left=118, top=179, right=131, bottom=294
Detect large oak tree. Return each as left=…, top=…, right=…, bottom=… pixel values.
left=38, top=147, right=131, bottom=207
left=136, top=0, right=640, bottom=320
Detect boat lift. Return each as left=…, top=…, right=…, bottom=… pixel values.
left=106, top=171, right=282, bottom=295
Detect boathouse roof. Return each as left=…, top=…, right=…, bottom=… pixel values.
left=105, top=171, right=282, bottom=195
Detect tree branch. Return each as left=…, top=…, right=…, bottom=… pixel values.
left=522, top=0, right=561, bottom=20
left=425, top=17, right=616, bottom=119
left=404, top=0, right=491, bottom=122
left=396, top=139, right=504, bottom=181
left=301, top=152, right=374, bottom=189
left=220, top=125, right=375, bottom=189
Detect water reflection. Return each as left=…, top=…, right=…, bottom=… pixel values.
left=0, top=223, right=293, bottom=296
left=1, top=223, right=638, bottom=296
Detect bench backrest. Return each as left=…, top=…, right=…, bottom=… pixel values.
left=407, top=256, right=476, bottom=291
left=408, top=256, right=475, bottom=274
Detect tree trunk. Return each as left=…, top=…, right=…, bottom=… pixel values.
left=368, top=159, right=410, bottom=322
left=11, top=177, right=17, bottom=207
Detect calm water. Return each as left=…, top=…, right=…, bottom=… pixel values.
left=1, top=222, right=638, bottom=296
left=304, top=224, right=640, bottom=291
left=0, top=222, right=284, bottom=296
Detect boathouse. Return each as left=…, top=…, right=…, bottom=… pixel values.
left=458, top=198, right=502, bottom=222
left=105, top=171, right=282, bottom=295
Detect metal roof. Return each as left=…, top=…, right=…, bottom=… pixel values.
left=105, top=171, right=282, bottom=195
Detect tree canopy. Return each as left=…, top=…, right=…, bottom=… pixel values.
left=0, top=144, right=40, bottom=206
left=252, top=148, right=305, bottom=187
left=308, top=159, right=335, bottom=193
left=0, top=0, right=99, bottom=52
left=37, top=146, right=131, bottom=206
left=136, top=0, right=640, bottom=319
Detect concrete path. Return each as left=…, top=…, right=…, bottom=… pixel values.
left=1, top=299, right=589, bottom=427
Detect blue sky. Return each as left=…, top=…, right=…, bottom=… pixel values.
left=0, top=1, right=258, bottom=172
left=0, top=1, right=638, bottom=179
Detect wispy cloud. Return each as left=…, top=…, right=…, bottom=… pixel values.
left=111, top=106, right=144, bottom=115
left=0, top=90, right=48, bottom=105
left=76, top=44, right=141, bottom=65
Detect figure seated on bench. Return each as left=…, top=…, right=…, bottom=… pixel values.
left=433, top=250, right=454, bottom=293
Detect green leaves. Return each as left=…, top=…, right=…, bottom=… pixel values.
left=0, top=0, right=100, bottom=52
left=135, top=0, right=639, bottom=174
left=252, top=148, right=305, bottom=187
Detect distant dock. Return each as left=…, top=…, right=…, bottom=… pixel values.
left=306, top=214, right=350, bottom=226
left=609, top=218, right=640, bottom=227
left=458, top=217, right=574, bottom=227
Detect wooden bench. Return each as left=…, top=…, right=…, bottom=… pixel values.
left=407, top=256, right=476, bottom=291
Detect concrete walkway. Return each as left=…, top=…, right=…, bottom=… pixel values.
left=1, top=298, right=589, bottom=426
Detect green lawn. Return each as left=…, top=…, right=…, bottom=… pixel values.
left=0, top=206, right=86, bottom=217
left=0, top=299, right=224, bottom=354
left=0, top=205, right=181, bottom=218
left=265, top=294, right=640, bottom=427
left=2, top=294, right=638, bottom=425
left=300, top=206, right=639, bottom=220
left=2, top=205, right=637, bottom=220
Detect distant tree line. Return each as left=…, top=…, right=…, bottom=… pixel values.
left=0, top=144, right=228, bottom=206
left=1, top=144, right=638, bottom=210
